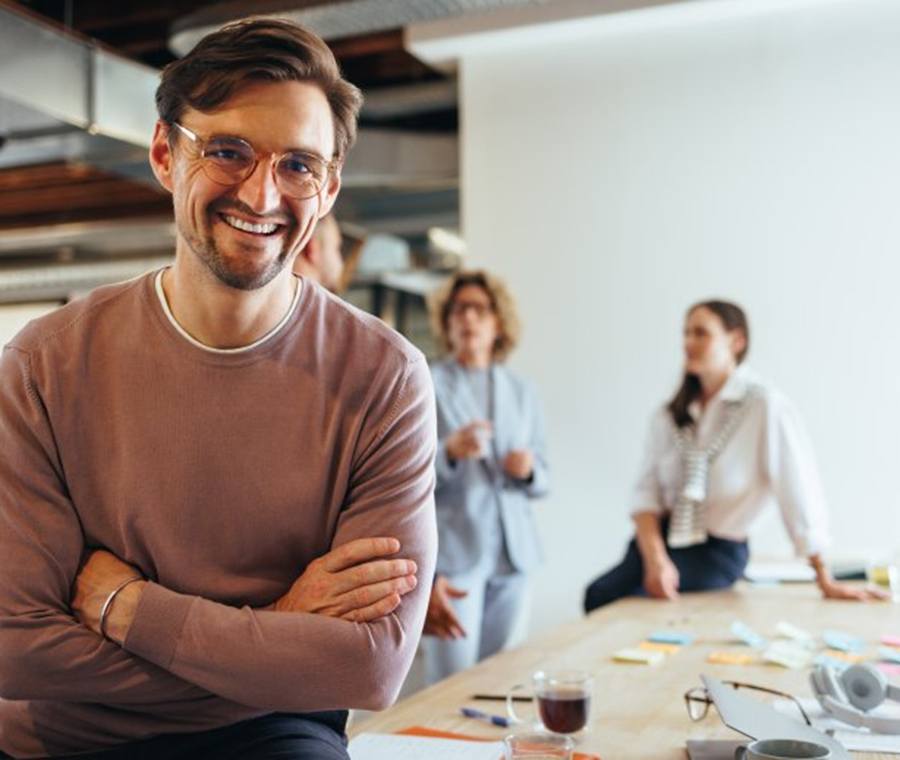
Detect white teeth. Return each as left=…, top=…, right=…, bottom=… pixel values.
left=223, top=215, right=278, bottom=234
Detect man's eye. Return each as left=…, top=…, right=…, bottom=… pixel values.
left=208, top=148, right=246, bottom=162
left=282, top=156, right=313, bottom=174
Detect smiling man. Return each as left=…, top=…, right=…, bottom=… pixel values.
left=0, top=19, right=436, bottom=760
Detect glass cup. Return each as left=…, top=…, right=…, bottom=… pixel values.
left=866, top=560, right=900, bottom=601
left=507, top=670, right=593, bottom=736
left=504, top=731, right=575, bottom=760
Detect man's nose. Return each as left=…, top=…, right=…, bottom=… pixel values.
left=235, top=159, right=282, bottom=215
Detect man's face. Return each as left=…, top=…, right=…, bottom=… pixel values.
left=316, top=215, right=344, bottom=292
left=151, top=80, right=340, bottom=291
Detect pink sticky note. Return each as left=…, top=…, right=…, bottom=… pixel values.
left=877, top=663, right=900, bottom=677
left=881, top=635, right=900, bottom=648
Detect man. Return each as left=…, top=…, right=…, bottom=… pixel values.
left=0, top=19, right=436, bottom=760
left=292, top=212, right=344, bottom=292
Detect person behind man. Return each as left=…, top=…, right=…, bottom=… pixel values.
left=583, top=299, right=884, bottom=612
left=422, top=270, right=549, bottom=684
left=0, top=19, right=437, bottom=759
left=292, top=212, right=344, bottom=292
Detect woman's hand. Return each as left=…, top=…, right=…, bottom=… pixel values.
left=643, top=554, right=680, bottom=600
left=424, top=575, right=468, bottom=639
left=446, top=420, right=492, bottom=462
left=818, top=576, right=889, bottom=601
left=503, top=449, right=534, bottom=480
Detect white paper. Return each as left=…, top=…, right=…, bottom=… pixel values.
left=348, top=733, right=504, bottom=759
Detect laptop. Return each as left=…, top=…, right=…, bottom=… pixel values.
left=698, top=674, right=850, bottom=760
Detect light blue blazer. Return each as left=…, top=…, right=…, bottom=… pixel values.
left=431, top=358, right=550, bottom=576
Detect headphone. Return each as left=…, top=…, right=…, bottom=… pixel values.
left=810, top=663, right=900, bottom=733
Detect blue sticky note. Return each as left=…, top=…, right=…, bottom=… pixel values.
left=649, top=630, right=695, bottom=646
left=731, top=620, right=767, bottom=649
left=823, top=630, right=864, bottom=653
left=814, top=654, right=850, bottom=671
left=879, top=647, right=900, bottom=664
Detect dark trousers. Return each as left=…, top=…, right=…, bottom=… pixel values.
left=2, top=711, right=349, bottom=760
left=583, top=529, right=749, bottom=613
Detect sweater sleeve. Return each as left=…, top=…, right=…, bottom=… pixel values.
left=0, top=345, right=259, bottom=724
left=763, top=391, right=832, bottom=557
left=122, top=355, right=438, bottom=712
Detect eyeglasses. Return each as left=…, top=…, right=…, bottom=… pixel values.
left=450, top=301, right=494, bottom=318
left=684, top=681, right=812, bottom=726
left=169, top=121, right=337, bottom=200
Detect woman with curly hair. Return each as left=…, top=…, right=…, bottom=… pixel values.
left=422, top=270, right=550, bottom=684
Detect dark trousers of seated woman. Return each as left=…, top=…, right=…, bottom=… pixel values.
left=583, top=521, right=749, bottom=613
left=0, top=711, right=349, bottom=760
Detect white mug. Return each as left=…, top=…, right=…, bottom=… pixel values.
left=734, top=739, right=831, bottom=760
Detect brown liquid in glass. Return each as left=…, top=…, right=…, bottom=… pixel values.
left=537, top=688, right=590, bottom=734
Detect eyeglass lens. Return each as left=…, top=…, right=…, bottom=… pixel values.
left=201, top=136, right=328, bottom=199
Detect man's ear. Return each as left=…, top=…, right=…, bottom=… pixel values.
left=318, top=165, right=342, bottom=217
left=148, top=121, right=175, bottom=193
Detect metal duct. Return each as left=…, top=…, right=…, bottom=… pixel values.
left=0, top=257, right=173, bottom=304
left=170, top=0, right=547, bottom=53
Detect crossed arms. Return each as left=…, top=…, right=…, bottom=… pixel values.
left=0, top=346, right=437, bottom=721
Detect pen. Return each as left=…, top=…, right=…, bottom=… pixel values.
left=472, top=694, right=534, bottom=703
left=460, top=707, right=511, bottom=728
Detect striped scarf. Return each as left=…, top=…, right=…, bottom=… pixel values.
left=666, top=386, right=760, bottom=548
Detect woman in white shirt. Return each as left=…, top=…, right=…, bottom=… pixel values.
left=584, top=300, right=883, bottom=611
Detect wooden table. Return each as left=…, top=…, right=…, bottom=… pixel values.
left=353, top=584, right=900, bottom=758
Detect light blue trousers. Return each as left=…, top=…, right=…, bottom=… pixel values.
left=422, top=556, right=527, bottom=685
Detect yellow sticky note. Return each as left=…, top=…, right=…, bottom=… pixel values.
left=707, top=650, right=755, bottom=665
left=613, top=647, right=665, bottom=665
left=639, top=641, right=680, bottom=654
left=822, top=649, right=865, bottom=663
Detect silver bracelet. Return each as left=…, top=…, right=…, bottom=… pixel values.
left=98, top=576, right=143, bottom=641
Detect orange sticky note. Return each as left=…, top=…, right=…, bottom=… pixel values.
left=822, top=649, right=865, bottom=663
left=639, top=641, right=681, bottom=654
left=707, top=650, right=755, bottom=665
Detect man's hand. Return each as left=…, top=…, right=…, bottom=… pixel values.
left=643, top=554, right=680, bottom=600
left=445, top=421, right=492, bottom=462
left=423, top=575, right=468, bottom=640
left=71, top=549, right=146, bottom=644
left=818, top=577, right=889, bottom=602
left=273, top=537, right=417, bottom=622
left=502, top=449, right=534, bottom=481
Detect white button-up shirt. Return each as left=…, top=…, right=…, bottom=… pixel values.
left=630, top=367, right=831, bottom=556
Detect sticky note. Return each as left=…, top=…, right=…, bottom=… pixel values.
left=878, top=663, right=900, bottom=677
left=776, top=621, right=814, bottom=643
left=731, top=620, right=767, bottom=649
left=639, top=641, right=681, bottom=654
left=814, top=654, right=850, bottom=671
left=707, top=650, right=755, bottom=665
left=880, top=647, right=900, bottom=664
left=821, top=649, right=864, bottom=664
left=648, top=630, right=695, bottom=645
left=763, top=641, right=813, bottom=669
left=882, top=635, right=900, bottom=648
left=613, top=647, right=665, bottom=665
left=823, top=630, right=864, bottom=653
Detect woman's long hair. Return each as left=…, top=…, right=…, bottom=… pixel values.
left=667, top=300, right=750, bottom=428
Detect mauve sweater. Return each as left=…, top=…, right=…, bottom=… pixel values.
left=0, top=271, right=437, bottom=758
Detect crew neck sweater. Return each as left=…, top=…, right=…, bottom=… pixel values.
left=0, top=271, right=437, bottom=757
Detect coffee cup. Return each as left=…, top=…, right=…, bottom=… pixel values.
left=734, top=739, right=832, bottom=759
left=507, top=671, right=593, bottom=735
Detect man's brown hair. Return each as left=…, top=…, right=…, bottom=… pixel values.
left=156, top=18, right=363, bottom=160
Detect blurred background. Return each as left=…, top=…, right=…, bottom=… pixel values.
left=2, top=0, right=899, bottom=636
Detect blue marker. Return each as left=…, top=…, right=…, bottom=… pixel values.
left=460, top=707, right=511, bottom=728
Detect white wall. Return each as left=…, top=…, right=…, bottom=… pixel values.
left=459, top=0, right=900, bottom=633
